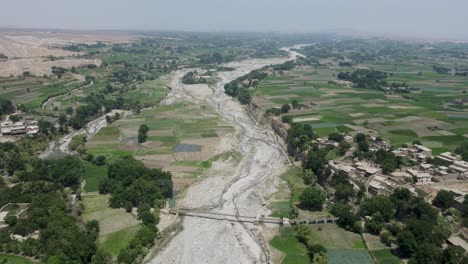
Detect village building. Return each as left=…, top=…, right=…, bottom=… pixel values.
left=449, top=160, right=468, bottom=176
left=0, top=120, right=38, bottom=136
left=329, top=160, right=355, bottom=175
left=407, top=168, right=432, bottom=185
left=437, top=152, right=462, bottom=163
left=368, top=175, right=401, bottom=196
left=447, top=236, right=468, bottom=252
left=354, top=161, right=380, bottom=177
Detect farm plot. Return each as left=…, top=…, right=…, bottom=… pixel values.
left=252, top=66, right=468, bottom=152
left=82, top=195, right=140, bottom=258
left=85, top=102, right=234, bottom=191
left=0, top=75, right=81, bottom=109
left=270, top=228, right=311, bottom=264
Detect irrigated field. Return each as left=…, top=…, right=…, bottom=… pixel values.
left=270, top=225, right=373, bottom=264
left=0, top=75, right=82, bottom=109
left=81, top=195, right=140, bottom=258
left=85, top=102, right=234, bottom=193
left=252, top=64, right=468, bottom=152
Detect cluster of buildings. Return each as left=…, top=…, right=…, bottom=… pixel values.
left=325, top=133, right=468, bottom=197
left=0, top=120, right=39, bottom=136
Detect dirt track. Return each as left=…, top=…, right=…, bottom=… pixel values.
left=148, top=48, right=303, bottom=264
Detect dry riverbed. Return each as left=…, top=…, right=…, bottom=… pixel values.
left=148, top=49, right=301, bottom=264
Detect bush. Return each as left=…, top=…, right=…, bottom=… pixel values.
left=282, top=115, right=293, bottom=124
left=94, top=155, right=106, bottom=166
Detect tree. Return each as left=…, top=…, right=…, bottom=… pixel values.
left=291, top=99, right=300, bottom=109
left=410, top=243, right=442, bottom=264
left=301, top=169, right=316, bottom=185
left=328, top=132, right=344, bottom=142
left=397, top=230, right=417, bottom=258
left=238, top=89, right=252, bottom=104
left=354, top=133, right=366, bottom=143
left=441, top=245, right=465, bottom=264
left=312, top=253, right=328, bottom=264
left=381, top=158, right=397, bottom=174
left=95, top=155, right=106, bottom=166
left=335, top=183, right=355, bottom=202
left=433, top=190, right=455, bottom=210
left=360, top=195, right=394, bottom=221
left=138, top=124, right=149, bottom=143
left=5, top=214, right=17, bottom=226
left=358, top=141, right=369, bottom=152
left=65, top=106, right=74, bottom=115
left=299, top=185, right=326, bottom=211
left=366, top=213, right=384, bottom=235
left=281, top=104, right=291, bottom=113
left=105, top=115, right=112, bottom=124
left=9, top=115, right=21, bottom=122
left=337, top=141, right=351, bottom=156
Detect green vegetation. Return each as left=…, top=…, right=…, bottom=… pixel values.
left=270, top=228, right=311, bottom=264
left=0, top=254, right=38, bottom=264
left=101, top=225, right=140, bottom=258
left=83, top=162, right=108, bottom=192
left=0, top=152, right=102, bottom=263
left=98, top=156, right=173, bottom=208
left=370, top=249, right=402, bottom=264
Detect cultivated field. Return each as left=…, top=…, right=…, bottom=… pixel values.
left=85, top=102, right=234, bottom=193
left=252, top=64, right=468, bottom=154
left=81, top=195, right=140, bottom=258
left=270, top=225, right=373, bottom=264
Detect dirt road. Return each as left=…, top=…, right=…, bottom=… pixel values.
left=149, top=48, right=302, bottom=264
left=39, top=109, right=131, bottom=159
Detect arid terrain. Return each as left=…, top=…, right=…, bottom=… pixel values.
left=148, top=49, right=301, bottom=264
left=0, top=29, right=137, bottom=77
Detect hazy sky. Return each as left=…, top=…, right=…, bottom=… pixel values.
left=2, top=0, right=467, bottom=39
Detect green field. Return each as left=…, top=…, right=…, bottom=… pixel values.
left=252, top=63, right=468, bottom=151
left=370, top=249, right=403, bottom=264
left=327, top=249, right=373, bottom=264
left=270, top=226, right=372, bottom=264
left=82, top=195, right=140, bottom=258
left=83, top=162, right=108, bottom=192
left=0, top=75, right=81, bottom=109
left=305, top=224, right=366, bottom=249
left=0, top=254, right=39, bottom=264
left=270, top=228, right=311, bottom=264
left=100, top=225, right=141, bottom=257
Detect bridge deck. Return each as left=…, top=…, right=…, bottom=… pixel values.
left=168, top=209, right=338, bottom=226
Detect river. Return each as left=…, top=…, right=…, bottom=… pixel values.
left=149, top=47, right=304, bottom=264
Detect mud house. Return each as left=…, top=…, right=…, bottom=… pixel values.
left=354, top=161, right=380, bottom=177
left=407, top=168, right=432, bottom=185
left=368, top=175, right=401, bottom=196
left=0, top=120, right=38, bottom=136
left=449, top=160, right=468, bottom=177
left=437, top=152, right=462, bottom=163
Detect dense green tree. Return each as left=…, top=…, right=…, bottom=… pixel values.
left=455, top=143, right=468, bottom=161
left=281, top=103, right=291, bottom=113
left=441, top=246, right=466, bottom=264
left=433, top=190, right=455, bottom=210
left=299, top=185, right=326, bottom=211
left=397, top=230, right=418, bottom=258
left=238, top=89, right=252, bottom=104
left=291, top=99, right=300, bottom=109
left=360, top=195, right=394, bottom=221
left=328, top=132, right=344, bottom=142
left=409, top=243, right=442, bottom=264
